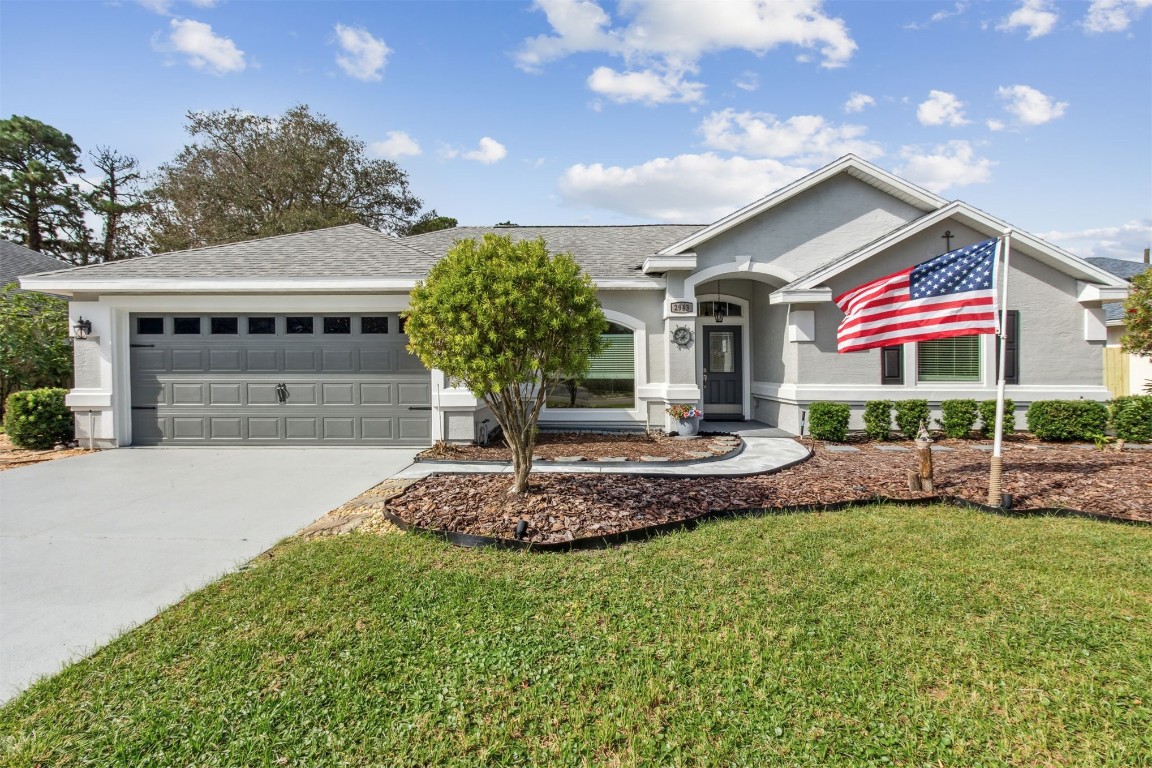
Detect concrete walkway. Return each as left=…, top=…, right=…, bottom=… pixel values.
left=0, top=447, right=418, bottom=704
left=393, top=422, right=808, bottom=479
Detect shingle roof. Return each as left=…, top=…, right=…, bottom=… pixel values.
left=1085, top=256, right=1150, bottom=281
left=0, top=240, right=68, bottom=286
left=402, top=225, right=705, bottom=278
left=22, top=224, right=437, bottom=281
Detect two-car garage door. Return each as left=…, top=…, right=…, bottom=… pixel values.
left=129, top=313, right=432, bottom=446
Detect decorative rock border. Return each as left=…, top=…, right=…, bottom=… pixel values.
left=383, top=495, right=1150, bottom=554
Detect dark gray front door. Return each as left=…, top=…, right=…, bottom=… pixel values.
left=702, top=325, right=742, bottom=418
left=129, top=313, right=432, bottom=446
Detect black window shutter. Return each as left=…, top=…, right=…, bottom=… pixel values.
left=881, top=345, right=903, bottom=385
left=996, top=311, right=1019, bottom=384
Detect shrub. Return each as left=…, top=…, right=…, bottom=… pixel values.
left=978, top=398, right=1016, bottom=438
left=3, top=388, right=73, bottom=449
left=893, top=399, right=930, bottom=440
left=1026, top=400, right=1108, bottom=442
left=938, top=399, right=978, bottom=439
left=1111, top=395, right=1152, bottom=443
left=863, top=400, right=893, bottom=441
left=808, top=401, right=850, bottom=442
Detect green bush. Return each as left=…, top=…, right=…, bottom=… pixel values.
left=808, top=401, right=850, bottom=442
left=978, top=398, right=1016, bottom=438
left=1111, top=395, right=1152, bottom=443
left=894, top=399, right=930, bottom=440
left=863, top=400, right=893, bottom=441
left=938, top=399, right=978, bottom=439
left=3, top=388, right=73, bottom=449
left=1026, top=400, right=1108, bottom=442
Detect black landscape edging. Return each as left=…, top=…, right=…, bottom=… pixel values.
left=413, top=437, right=745, bottom=467
left=382, top=493, right=1149, bottom=553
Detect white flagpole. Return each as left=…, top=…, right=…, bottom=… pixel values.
left=987, top=229, right=1013, bottom=507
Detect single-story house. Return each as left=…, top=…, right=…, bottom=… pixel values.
left=19, top=155, right=1130, bottom=448
left=1088, top=254, right=1152, bottom=396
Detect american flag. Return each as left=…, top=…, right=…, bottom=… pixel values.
left=835, top=238, right=1000, bottom=353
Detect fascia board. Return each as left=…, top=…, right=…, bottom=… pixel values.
left=768, top=287, right=833, bottom=305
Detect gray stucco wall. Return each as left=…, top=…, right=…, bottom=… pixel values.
left=598, top=290, right=666, bottom=385
left=752, top=283, right=792, bottom=384
left=693, top=175, right=925, bottom=279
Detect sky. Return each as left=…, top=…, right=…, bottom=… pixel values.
left=1, top=0, right=1150, bottom=261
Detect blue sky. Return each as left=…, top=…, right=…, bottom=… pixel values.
left=2, top=0, right=1149, bottom=260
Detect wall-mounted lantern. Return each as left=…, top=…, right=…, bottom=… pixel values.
left=73, top=316, right=93, bottom=339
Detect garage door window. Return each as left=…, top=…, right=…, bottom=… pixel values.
left=287, top=316, right=313, bottom=334
left=211, top=317, right=238, bottom=335
left=361, top=316, right=388, bottom=334
left=323, top=316, right=351, bottom=334
left=248, top=317, right=275, bottom=334
left=137, top=317, right=164, bottom=334
left=174, top=317, right=201, bottom=335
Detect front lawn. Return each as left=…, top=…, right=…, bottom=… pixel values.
left=3, top=505, right=1149, bottom=766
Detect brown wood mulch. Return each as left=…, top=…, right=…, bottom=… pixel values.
left=417, top=431, right=737, bottom=462
left=387, top=438, right=1152, bottom=545
left=0, top=434, right=93, bottom=471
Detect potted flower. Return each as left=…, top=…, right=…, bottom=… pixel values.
left=666, top=403, right=703, bottom=437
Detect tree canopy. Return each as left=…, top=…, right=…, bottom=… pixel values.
left=84, top=146, right=151, bottom=261
left=405, top=235, right=606, bottom=493
left=0, top=115, right=88, bottom=262
left=404, top=212, right=457, bottom=236
left=148, top=105, right=423, bottom=252
left=1121, top=269, right=1152, bottom=357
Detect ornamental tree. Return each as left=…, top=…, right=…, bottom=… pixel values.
left=0, top=284, right=72, bottom=417
left=405, top=234, right=606, bottom=494
left=1121, top=270, right=1152, bottom=392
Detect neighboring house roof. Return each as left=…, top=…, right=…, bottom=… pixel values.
left=0, top=239, right=67, bottom=287
left=402, top=224, right=704, bottom=279
left=772, top=200, right=1131, bottom=304
left=658, top=154, right=947, bottom=257
left=1086, top=256, right=1150, bottom=323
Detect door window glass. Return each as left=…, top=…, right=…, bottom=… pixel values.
left=710, top=331, right=735, bottom=373
left=323, top=316, right=352, bottom=334
left=248, top=317, right=275, bottom=334
left=173, top=317, right=201, bottom=335
left=286, top=316, right=314, bottom=334
left=136, top=317, right=164, bottom=334
left=361, top=316, right=388, bottom=334
left=210, top=317, right=238, bottom=335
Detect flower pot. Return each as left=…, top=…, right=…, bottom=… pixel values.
left=677, top=417, right=700, bottom=437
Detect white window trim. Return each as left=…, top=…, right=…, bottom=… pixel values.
left=541, top=308, right=648, bottom=422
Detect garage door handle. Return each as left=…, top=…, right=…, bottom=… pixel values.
left=276, top=383, right=289, bottom=404
left=408, top=406, right=432, bottom=411
left=130, top=343, right=155, bottom=348
left=132, top=406, right=157, bottom=410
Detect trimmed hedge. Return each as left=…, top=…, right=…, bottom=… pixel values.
left=1026, top=400, right=1108, bottom=442
left=3, top=388, right=73, bottom=449
left=938, top=399, right=978, bottom=439
left=808, top=401, right=850, bottom=442
left=894, top=399, right=930, bottom=440
left=1111, top=395, right=1152, bottom=443
left=863, top=400, right=893, bottom=441
left=978, top=398, right=1015, bottom=438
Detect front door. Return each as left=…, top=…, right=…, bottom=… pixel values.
left=702, top=325, right=743, bottom=418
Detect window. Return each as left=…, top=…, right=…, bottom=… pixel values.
left=286, top=316, right=314, bottom=334
left=361, top=316, right=388, bottom=334
left=697, top=301, right=742, bottom=319
left=210, top=317, right=238, bottom=335
left=323, top=316, right=351, bottom=334
left=918, top=336, right=980, bottom=382
left=248, top=317, right=276, bottom=334
left=136, top=317, right=163, bottom=335
left=546, top=322, right=635, bottom=409
left=995, top=310, right=1019, bottom=384
left=173, top=317, right=201, bottom=335
left=881, top=345, right=903, bottom=385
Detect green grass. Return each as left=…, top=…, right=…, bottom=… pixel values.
left=3, top=505, right=1150, bottom=767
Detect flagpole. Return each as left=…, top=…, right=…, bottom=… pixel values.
left=987, top=229, right=1013, bottom=507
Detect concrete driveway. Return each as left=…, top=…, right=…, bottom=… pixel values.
left=0, top=447, right=417, bottom=704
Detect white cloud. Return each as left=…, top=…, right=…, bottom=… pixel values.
left=370, top=131, right=422, bottom=159
left=1039, top=219, right=1152, bottom=261
left=896, top=141, right=994, bottom=192
left=518, top=0, right=856, bottom=104
left=986, top=118, right=1006, bottom=131
left=904, top=1, right=969, bottom=29
left=997, top=0, right=1059, bottom=38
left=161, top=18, right=245, bottom=75
left=1083, top=0, right=1152, bottom=32
left=699, top=109, right=883, bottom=165
left=558, top=153, right=810, bottom=222
left=138, top=0, right=217, bottom=14
left=996, top=84, right=1068, bottom=125
left=843, top=92, right=875, bottom=113
left=443, top=137, right=508, bottom=164
left=586, top=65, right=705, bottom=104
left=916, top=90, right=969, bottom=127
left=734, top=70, right=759, bottom=92
left=334, top=24, right=390, bottom=82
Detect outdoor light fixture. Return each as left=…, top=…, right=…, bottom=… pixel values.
left=73, top=316, right=92, bottom=339
left=713, top=281, right=726, bottom=323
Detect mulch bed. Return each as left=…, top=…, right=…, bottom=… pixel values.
left=418, top=431, right=737, bottom=462
left=0, top=434, right=92, bottom=471
left=387, top=438, right=1152, bottom=545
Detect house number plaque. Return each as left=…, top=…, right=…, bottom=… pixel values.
left=670, top=301, right=694, bottom=314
